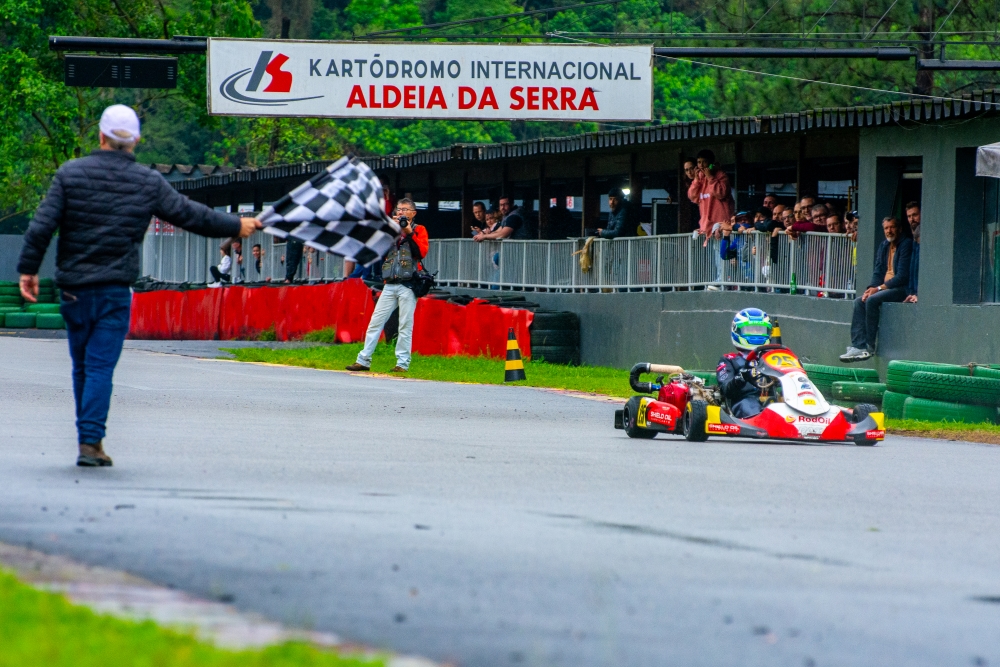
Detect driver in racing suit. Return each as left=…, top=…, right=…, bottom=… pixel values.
left=716, top=308, right=774, bottom=419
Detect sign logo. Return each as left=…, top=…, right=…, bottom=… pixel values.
left=865, top=429, right=886, bottom=439
left=708, top=423, right=740, bottom=435
left=219, top=51, right=323, bottom=106
left=648, top=410, right=674, bottom=426
left=798, top=415, right=831, bottom=424
left=785, top=415, right=796, bottom=423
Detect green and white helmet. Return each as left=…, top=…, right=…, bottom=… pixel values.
left=731, top=308, right=772, bottom=351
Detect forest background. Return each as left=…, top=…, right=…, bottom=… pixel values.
left=2, top=0, right=1000, bottom=228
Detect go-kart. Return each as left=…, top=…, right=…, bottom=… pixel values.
left=613, top=345, right=885, bottom=445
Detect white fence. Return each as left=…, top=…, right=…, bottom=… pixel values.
left=140, top=227, right=856, bottom=296
left=422, top=233, right=857, bottom=296
left=141, top=224, right=345, bottom=284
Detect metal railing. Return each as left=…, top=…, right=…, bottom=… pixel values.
left=139, top=225, right=856, bottom=296
left=421, top=232, right=857, bottom=296
left=140, top=223, right=345, bottom=284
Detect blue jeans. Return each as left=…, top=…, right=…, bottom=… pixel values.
left=60, top=285, right=132, bottom=444
left=850, top=287, right=907, bottom=351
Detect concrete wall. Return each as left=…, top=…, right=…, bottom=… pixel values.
left=0, top=235, right=55, bottom=282
left=457, top=288, right=856, bottom=370
left=855, top=117, right=1000, bottom=368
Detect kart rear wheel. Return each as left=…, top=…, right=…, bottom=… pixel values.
left=683, top=400, right=709, bottom=442
left=851, top=403, right=879, bottom=446
left=623, top=396, right=657, bottom=439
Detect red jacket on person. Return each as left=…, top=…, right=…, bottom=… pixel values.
left=687, top=170, right=735, bottom=233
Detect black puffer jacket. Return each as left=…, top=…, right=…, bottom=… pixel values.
left=18, top=150, right=241, bottom=288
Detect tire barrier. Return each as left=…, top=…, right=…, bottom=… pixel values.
left=529, top=310, right=580, bottom=366
left=4, top=312, right=35, bottom=328
left=803, top=363, right=880, bottom=397
left=128, top=279, right=534, bottom=361
left=882, top=390, right=907, bottom=419
left=902, top=397, right=998, bottom=424
left=909, top=371, right=1000, bottom=407
left=35, top=313, right=66, bottom=329
left=885, top=360, right=970, bottom=393
left=832, top=381, right=887, bottom=404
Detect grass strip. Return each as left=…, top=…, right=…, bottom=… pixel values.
left=0, top=568, right=382, bottom=667
left=229, top=342, right=635, bottom=398
left=885, top=418, right=1000, bottom=445
left=228, top=345, right=1000, bottom=444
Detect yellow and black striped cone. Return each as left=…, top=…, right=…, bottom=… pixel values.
left=504, top=327, right=527, bottom=382
left=771, top=318, right=782, bottom=346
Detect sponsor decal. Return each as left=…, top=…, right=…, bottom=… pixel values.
left=798, top=415, right=831, bottom=424
left=647, top=410, right=674, bottom=426
left=865, top=429, right=886, bottom=439
left=802, top=398, right=817, bottom=405
left=784, top=415, right=796, bottom=423
left=220, top=51, right=324, bottom=106
left=708, top=423, right=741, bottom=435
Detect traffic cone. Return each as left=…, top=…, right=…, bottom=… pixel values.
left=504, top=327, right=527, bottom=382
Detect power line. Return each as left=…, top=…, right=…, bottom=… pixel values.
left=360, top=0, right=619, bottom=38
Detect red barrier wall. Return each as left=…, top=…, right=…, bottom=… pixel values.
left=129, top=279, right=532, bottom=359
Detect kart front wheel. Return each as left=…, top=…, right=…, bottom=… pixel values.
left=683, top=400, right=709, bottom=442
left=623, top=396, right=657, bottom=439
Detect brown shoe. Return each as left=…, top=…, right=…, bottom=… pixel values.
left=389, top=366, right=408, bottom=373
left=77, top=442, right=113, bottom=467
left=345, top=363, right=370, bottom=372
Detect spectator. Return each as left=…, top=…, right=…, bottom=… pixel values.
left=17, top=104, right=259, bottom=467
left=845, top=211, right=859, bottom=241
left=484, top=207, right=502, bottom=234
left=792, top=204, right=829, bottom=233
left=474, top=195, right=531, bottom=241
left=596, top=187, right=630, bottom=239
left=687, top=149, right=735, bottom=237
left=252, top=243, right=262, bottom=274
left=546, top=197, right=576, bottom=239
left=346, top=198, right=429, bottom=374
left=904, top=202, right=921, bottom=303
left=470, top=201, right=487, bottom=236
left=754, top=207, right=782, bottom=234
left=840, top=216, right=913, bottom=362
left=231, top=241, right=244, bottom=284
left=283, top=239, right=304, bottom=283
left=762, top=193, right=778, bottom=214
left=209, top=239, right=233, bottom=286
left=825, top=214, right=845, bottom=234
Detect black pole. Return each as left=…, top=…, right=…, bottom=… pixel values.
left=49, top=36, right=207, bottom=53
left=917, top=59, right=1000, bottom=70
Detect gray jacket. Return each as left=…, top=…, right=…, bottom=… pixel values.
left=18, top=150, right=241, bottom=288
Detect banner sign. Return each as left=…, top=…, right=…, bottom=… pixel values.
left=207, top=38, right=653, bottom=121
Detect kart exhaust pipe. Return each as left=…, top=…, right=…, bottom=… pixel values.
left=630, top=363, right=685, bottom=393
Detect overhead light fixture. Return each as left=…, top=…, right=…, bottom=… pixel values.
left=621, top=188, right=631, bottom=196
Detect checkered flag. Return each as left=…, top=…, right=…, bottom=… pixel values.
left=259, top=156, right=399, bottom=266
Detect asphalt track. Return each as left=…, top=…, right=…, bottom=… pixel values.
left=2, top=337, right=999, bottom=667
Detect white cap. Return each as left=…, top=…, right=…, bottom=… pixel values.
left=99, top=104, right=140, bottom=142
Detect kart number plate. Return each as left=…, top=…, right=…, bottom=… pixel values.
left=707, top=423, right=740, bottom=435
left=762, top=351, right=802, bottom=370
left=866, top=429, right=886, bottom=439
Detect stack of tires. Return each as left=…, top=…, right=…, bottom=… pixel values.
left=883, top=360, right=1000, bottom=424
left=529, top=311, right=580, bottom=366
left=803, top=364, right=883, bottom=407
left=0, top=279, right=65, bottom=329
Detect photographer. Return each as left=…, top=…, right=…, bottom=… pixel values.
left=346, top=198, right=428, bottom=374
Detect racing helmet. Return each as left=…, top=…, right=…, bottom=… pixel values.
left=731, top=308, right=772, bottom=351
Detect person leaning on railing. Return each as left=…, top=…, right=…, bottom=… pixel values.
left=474, top=195, right=530, bottom=241
left=595, top=187, right=631, bottom=239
